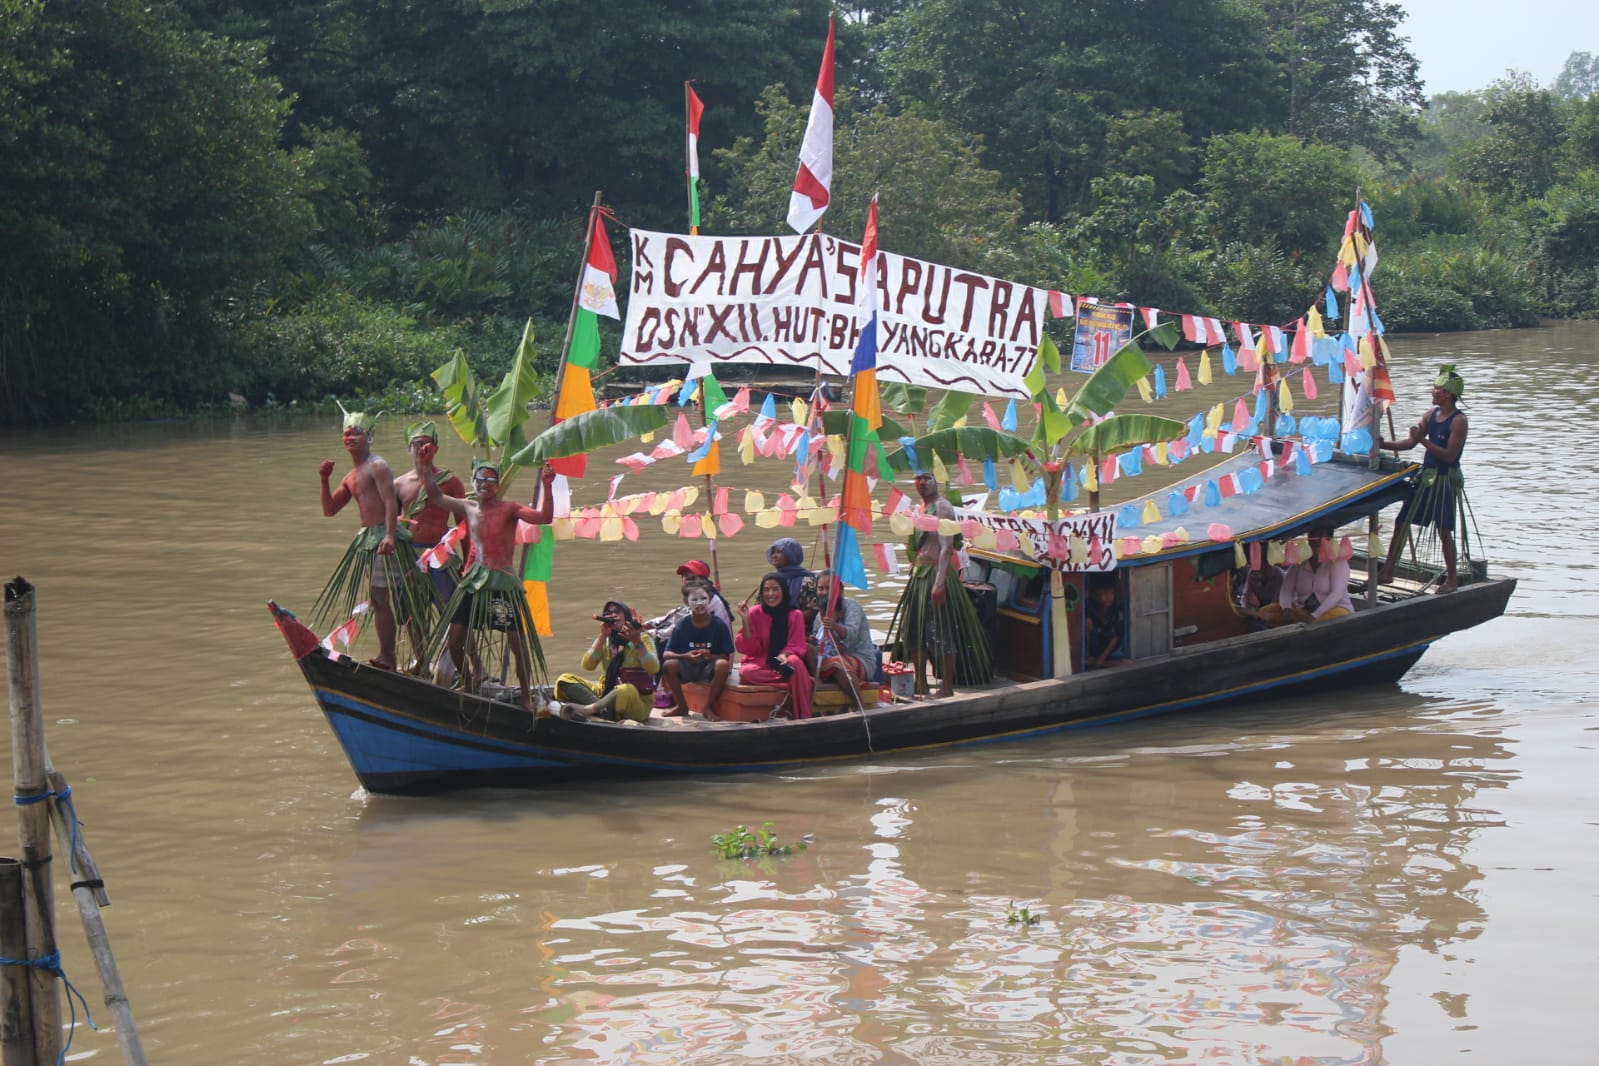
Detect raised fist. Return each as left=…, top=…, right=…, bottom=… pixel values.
left=319, top=459, right=336, bottom=478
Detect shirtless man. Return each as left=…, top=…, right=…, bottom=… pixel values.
left=393, top=421, right=468, bottom=603
left=417, top=458, right=557, bottom=713
left=313, top=408, right=428, bottom=671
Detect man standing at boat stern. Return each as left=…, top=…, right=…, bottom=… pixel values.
left=1379, top=364, right=1470, bottom=592
left=313, top=406, right=433, bottom=671
left=886, top=471, right=993, bottom=697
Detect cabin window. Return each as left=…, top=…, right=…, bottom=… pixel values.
left=1011, top=571, right=1047, bottom=612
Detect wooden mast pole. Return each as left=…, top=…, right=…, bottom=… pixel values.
left=683, top=83, right=725, bottom=589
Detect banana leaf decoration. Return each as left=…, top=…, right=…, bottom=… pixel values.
left=1067, top=413, right=1187, bottom=459
left=431, top=351, right=492, bottom=450
left=820, top=409, right=907, bottom=440
left=884, top=426, right=1035, bottom=474
left=482, top=319, right=543, bottom=466
left=926, top=388, right=977, bottom=432
left=508, top=404, right=673, bottom=466
left=878, top=381, right=929, bottom=417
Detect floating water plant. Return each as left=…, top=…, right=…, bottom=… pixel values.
left=1006, top=901, right=1042, bottom=927
left=712, top=822, right=809, bottom=861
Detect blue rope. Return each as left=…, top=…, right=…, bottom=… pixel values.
left=0, top=950, right=98, bottom=1064
left=4, top=785, right=98, bottom=1064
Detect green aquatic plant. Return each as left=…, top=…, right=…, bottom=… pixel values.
left=1006, top=901, right=1042, bottom=927
left=712, top=822, right=809, bottom=861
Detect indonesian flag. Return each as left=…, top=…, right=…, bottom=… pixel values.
left=786, top=19, right=835, bottom=234
left=686, top=83, right=705, bottom=232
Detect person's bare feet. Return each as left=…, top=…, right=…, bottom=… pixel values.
left=934, top=688, right=954, bottom=700
left=1436, top=580, right=1457, bottom=594
left=658, top=705, right=686, bottom=717
left=365, top=657, right=396, bottom=671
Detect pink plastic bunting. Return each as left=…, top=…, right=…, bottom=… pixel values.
left=1174, top=356, right=1192, bottom=392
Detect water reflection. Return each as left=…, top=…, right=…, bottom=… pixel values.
left=294, top=692, right=1511, bottom=1065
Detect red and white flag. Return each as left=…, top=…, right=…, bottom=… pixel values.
left=786, top=19, right=835, bottom=234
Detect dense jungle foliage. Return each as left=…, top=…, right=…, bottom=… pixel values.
left=3, top=0, right=1598, bottom=424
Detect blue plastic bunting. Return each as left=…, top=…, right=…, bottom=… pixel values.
left=1166, top=491, right=1190, bottom=516
left=1222, top=343, right=1237, bottom=375
left=1327, top=356, right=1345, bottom=384
left=757, top=393, right=777, bottom=423
left=1118, top=504, right=1142, bottom=529
left=1295, top=446, right=1313, bottom=476
left=1277, top=412, right=1296, bottom=435
left=687, top=419, right=720, bottom=461
left=1324, top=286, right=1338, bottom=321
left=1253, top=390, right=1270, bottom=423
left=1360, top=201, right=1374, bottom=230
left=1060, top=469, right=1080, bottom=502
left=1153, top=365, right=1167, bottom=399
left=834, top=522, right=870, bottom=590
left=982, top=458, right=998, bottom=491
left=1001, top=399, right=1018, bottom=431
left=1204, top=479, right=1222, bottom=506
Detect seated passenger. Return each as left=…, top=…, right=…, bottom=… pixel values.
left=1259, top=527, right=1353, bottom=626
left=1237, top=557, right=1286, bottom=632
left=735, top=573, right=814, bottom=719
left=557, top=601, right=660, bottom=722
left=1084, top=579, right=1128, bottom=669
left=660, top=578, right=734, bottom=718
left=645, top=558, right=733, bottom=645
left=807, top=569, right=878, bottom=711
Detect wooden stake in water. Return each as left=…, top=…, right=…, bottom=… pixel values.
left=4, top=578, right=60, bottom=1066
left=0, top=856, right=38, bottom=1066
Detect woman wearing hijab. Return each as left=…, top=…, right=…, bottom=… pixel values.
left=556, top=600, right=661, bottom=722
left=765, top=537, right=818, bottom=619
left=735, top=573, right=814, bottom=719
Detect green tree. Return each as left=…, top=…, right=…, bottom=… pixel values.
left=710, top=86, right=1022, bottom=272
left=0, top=0, right=316, bottom=423
left=1198, top=132, right=1361, bottom=258
left=1553, top=50, right=1599, bottom=100
left=1454, top=77, right=1570, bottom=199
left=873, top=0, right=1275, bottom=220
left=1251, top=0, right=1424, bottom=157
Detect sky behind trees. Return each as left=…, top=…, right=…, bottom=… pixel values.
left=1400, top=0, right=1596, bottom=93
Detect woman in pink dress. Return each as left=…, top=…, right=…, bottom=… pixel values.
left=735, top=572, right=814, bottom=719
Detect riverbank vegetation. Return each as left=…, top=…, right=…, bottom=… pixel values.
left=4, top=1, right=1597, bottom=425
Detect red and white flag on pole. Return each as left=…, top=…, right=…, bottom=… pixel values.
left=786, top=19, right=835, bottom=234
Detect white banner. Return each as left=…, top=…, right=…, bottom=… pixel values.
left=620, top=230, right=1045, bottom=399
left=959, top=508, right=1120, bottom=572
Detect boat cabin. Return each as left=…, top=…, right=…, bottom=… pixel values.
left=960, top=450, right=1420, bottom=680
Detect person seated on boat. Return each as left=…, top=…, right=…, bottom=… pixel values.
left=1236, top=556, right=1286, bottom=632
left=414, top=457, right=557, bottom=715
left=645, top=558, right=733, bottom=645
left=1259, top=527, right=1353, bottom=626
left=806, top=569, right=879, bottom=711
left=558, top=601, right=661, bottom=723
left=765, top=537, right=818, bottom=620
left=735, top=572, right=814, bottom=719
left=1378, top=364, right=1470, bottom=593
left=659, top=579, right=734, bottom=718
left=1084, top=578, right=1129, bottom=669
left=885, top=471, right=993, bottom=698
left=313, top=405, right=433, bottom=673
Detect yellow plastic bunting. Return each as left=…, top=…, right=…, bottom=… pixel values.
left=1198, top=350, right=1213, bottom=385
left=1141, top=499, right=1161, bottom=524
left=888, top=512, right=914, bottom=537
left=745, top=490, right=765, bottom=513
left=1234, top=540, right=1247, bottom=567
left=790, top=397, right=808, bottom=426
left=1136, top=375, right=1153, bottom=403
left=1267, top=540, right=1286, bottom=565
left=1009, top=458, right=1030, bottom=492
left=1308, top=306, right=1326, bottom=337
left=932, top=453, right=949, bottom=485
left=1279, top=379, right=1295, bottom=414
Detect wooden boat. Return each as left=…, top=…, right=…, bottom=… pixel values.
left=272, top=448, right=1515, bottom=795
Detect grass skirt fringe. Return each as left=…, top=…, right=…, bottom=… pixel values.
left=885, top=567, right=993, bottom=686
left=312, top=524, right=435, bottom=636
left=423, top=564, right=547, bottom=687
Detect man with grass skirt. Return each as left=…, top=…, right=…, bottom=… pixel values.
left=416, top=457, right=557, bottom=715
left=1379, top=364, right=1471, bottom=593
left=887, top=471, right=993, bottom=698
left=314, top=406, right=433, bottom=671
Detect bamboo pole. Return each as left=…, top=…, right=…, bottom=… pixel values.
left=4, top=578, right=60, bottom=1066
left=0, top=857, right=36, bottom=1066
left=46, top=772, right=145, bottom=1065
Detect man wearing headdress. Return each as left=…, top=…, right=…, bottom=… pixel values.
left=393, top=420, right=468, bottom=606
left=314, top=407, right=432, bottom=670
left=1379, top=365, right=1470, bottom=592
left=886, top=471, right=992, bottom=698
left=416, top=457, right=558, bottom=714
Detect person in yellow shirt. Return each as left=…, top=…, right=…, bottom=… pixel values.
left=557, top=601, right=661, bottom=722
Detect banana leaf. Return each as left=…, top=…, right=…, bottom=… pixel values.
left=1146, top=320, right=1180, bottom=350
left=820, top=410, right=907, bottom=440
left=878, top=381, right=929, bottom=415
left=431, top=351, right=491, bottom=448
left=1065, top=340, right=1154, bottom=425
left=484, top=319, right=540, bottom=451
left=927, top=388, right=976, bottom=432
left=1066, top=414, right=1187, bottom=459
left=508, top=405, right=673, bottom=466
left=885, top=425, right=1035, bottom=474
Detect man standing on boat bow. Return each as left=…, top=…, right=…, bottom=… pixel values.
left=313, top=406, right=431, bottom=671
left=887, top=472, right=993, bottom=698
left=415, top=457, right=557, bottom=714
